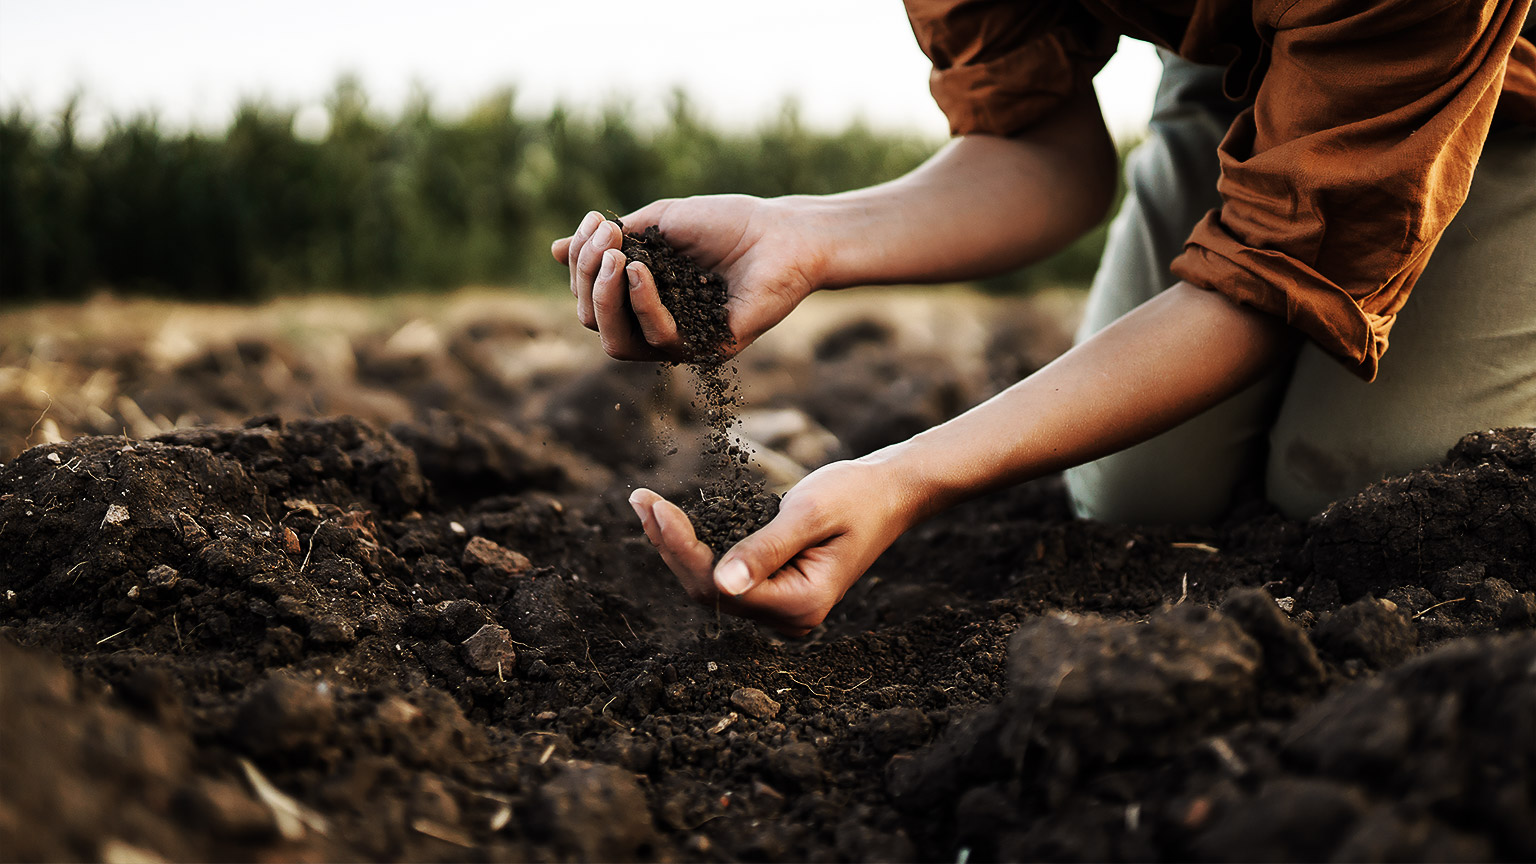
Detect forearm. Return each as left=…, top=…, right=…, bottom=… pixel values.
left=792, top=91, right=1117, bottom=289
left=872, top=282, right=1299, bottom=520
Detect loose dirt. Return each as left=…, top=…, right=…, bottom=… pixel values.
left=1, top=295, right=1532, bottom=862
left=1, top=414, right=1532, bottom=862
left=620, top=225, right=779, bottom=554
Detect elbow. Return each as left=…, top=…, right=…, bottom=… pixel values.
left=1068, top=112, right=1120, bottom=238
left=1028, top=91, right=1121, bottom=250
left=1084, top=136, right=1118, bottom=228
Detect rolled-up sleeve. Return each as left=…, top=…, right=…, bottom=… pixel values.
left=904, top=0, right=1119, bottom=136
left=1171, top=0, right=1534, bottom=381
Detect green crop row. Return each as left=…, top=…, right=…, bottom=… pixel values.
left=1, top=78, right=1128, bottom=303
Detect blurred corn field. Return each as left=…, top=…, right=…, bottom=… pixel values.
left=1, top=78, right=1128, bottom=302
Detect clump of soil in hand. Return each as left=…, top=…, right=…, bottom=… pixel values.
left=621, top=226, right=732, bottom=362
left=689, top=472, right=782, bottom=554
left=620, top=224, right=780, bottom=553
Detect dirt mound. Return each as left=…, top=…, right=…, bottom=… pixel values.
left=892, top=597, right=1534, bottom=861
left=1305, top=428, right=1536, bottom=601
left=1, top=420, right=1533, bottom=861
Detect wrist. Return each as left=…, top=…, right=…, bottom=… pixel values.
left=763, top=194, right=846, bottom=294
left=854, top=437, right=953, bottom=531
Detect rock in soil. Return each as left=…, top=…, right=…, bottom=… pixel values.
left=730, top=686, right=781, bottom=719
left=459, top=624, right=517, bottom=674
left=461, top=536, right=532, bottom=577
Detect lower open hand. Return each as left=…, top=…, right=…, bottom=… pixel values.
left=627, top=459, right=918, bottom=636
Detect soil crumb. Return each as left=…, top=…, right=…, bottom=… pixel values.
left=621, top=225, right=780, bottom=553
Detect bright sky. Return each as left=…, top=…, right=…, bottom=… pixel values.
left=0, top=0, right=1160, bottom=141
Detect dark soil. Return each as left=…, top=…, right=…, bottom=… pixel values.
left=621, top=225, right=779, bottom=554
left=2, top=413, right=1533, bottom=862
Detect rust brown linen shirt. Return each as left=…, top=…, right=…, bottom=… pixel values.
left=905, top=0, right=1536, bottom=380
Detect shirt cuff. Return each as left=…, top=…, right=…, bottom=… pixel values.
left=1172, top=212, right=1398, bottom=382
left=929, top=29, right=1115, bottom=137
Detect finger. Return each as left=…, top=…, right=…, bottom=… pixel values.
left=551, top=236, right=572, bottom=265
left=628, top=488, right=666, bottom=549
left=654, top=500, right=720, bottom=606
left=630, top=490, right=716, bottom=604
left=652, top=498, right=715, bottom=581
left=626, top=262, right=682, bottom=352
left=714, top=501, right=837, bottom=597
left=718, top=564, right=825, bottom=636
left=567, top=211, right=602, bottom=299
left=617, top=198, right=673, bottom=235
left=594, top=248, right=644, bottom=358
left=575, top=219, right=619, bottom=330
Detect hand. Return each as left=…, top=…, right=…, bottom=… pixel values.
left=550, top=195, right=824, bottom=361
left=627, top=459, right=919, bottom=635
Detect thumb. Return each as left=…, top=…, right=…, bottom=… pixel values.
left=713, top=504, right=833, bottom=597
left=618, top=198, right=674, bottom=235
left=551, top=235, right=572, bottom=264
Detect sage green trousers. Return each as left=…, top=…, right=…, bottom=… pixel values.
left=1065, top=50, right=1536, bottom=524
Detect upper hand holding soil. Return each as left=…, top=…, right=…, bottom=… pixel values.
left=628, top=459, right=919, bottom=636
left=550, top=195, right=821, bottom=361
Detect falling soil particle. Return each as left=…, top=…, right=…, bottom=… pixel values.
left=621, top=225, right=780, bottom=553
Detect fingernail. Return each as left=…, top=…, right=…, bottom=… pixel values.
left=578, top=211, right=600, bottom=237
left=628, top=496, right=644, bottom=521
left=592, top=221, right=612, bottom=245
left=716, top=559, right=752, bottom=596
left=599, top=250, right=616, bottom=277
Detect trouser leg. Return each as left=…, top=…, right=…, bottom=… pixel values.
left=1064, top=51, right=1286, bottom=524
left=1266, top=128, right=1536, bottom=519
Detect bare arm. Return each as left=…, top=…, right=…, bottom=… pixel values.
left=553, top=89, right=1118, bottom=358
left=806, top=90, right=1119, bottom=289
left=634, top=281, right=1299, bottom=634
left=885, top=282, right=1297, bottom=518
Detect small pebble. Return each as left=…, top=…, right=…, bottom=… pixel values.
left=730, top=687, right=781, bottom=719
left=461, top=536, right=532, bottom=576
left=461, top=624, right=517, bottom=674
